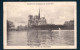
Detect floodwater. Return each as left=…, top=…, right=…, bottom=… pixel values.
left=7, top=30, right=74, bottom=46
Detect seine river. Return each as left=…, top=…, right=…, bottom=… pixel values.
left=7, top=30, right=74, bottom=46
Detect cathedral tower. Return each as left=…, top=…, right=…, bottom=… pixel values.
left=38, top=9, right=40, bottom=19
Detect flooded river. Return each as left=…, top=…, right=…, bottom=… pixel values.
left=7, top=30, right=74, bottom=46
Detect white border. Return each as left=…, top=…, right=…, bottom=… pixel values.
left=3, top=1, right=77, bottom=49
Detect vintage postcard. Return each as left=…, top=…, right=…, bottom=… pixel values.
left=3, top=1, right=77, bottom=49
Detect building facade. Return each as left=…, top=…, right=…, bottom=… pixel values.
left=28, top=10, right=47, bottom=27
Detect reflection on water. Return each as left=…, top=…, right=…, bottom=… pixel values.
left=7, top=30, right=74, bottom=46
left=7, top=31, right=27, bottom=46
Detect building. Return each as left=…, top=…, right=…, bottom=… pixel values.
left=64, top=20, right=74, bottom=26
left=28, top=9, right=47, bottom=27
left=38, top=17, right=47, bottom=25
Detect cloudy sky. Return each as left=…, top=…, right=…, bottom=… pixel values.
left=3, top=2, right=76, bottom=27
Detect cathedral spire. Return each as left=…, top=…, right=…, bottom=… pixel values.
left=38, top=9, right=40, bottom=19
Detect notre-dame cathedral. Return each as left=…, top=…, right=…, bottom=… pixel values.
left=28, top=9, right=47, bottom=27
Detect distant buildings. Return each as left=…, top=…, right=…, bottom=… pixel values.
left=17, top=25, right=27, bottom=31
left=63, top=20, right=74, bottom=29
left=64, top=20, right=74, bottom=26
left=28, top=10, right=47, bottom=27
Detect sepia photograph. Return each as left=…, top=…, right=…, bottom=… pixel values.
left=3, top=2, right=77, bottom=49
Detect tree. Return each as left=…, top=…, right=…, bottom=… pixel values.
left=7, top=20, right=14, bottom=31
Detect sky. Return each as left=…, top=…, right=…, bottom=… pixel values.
left=3, top=2, right=76, bottom=27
